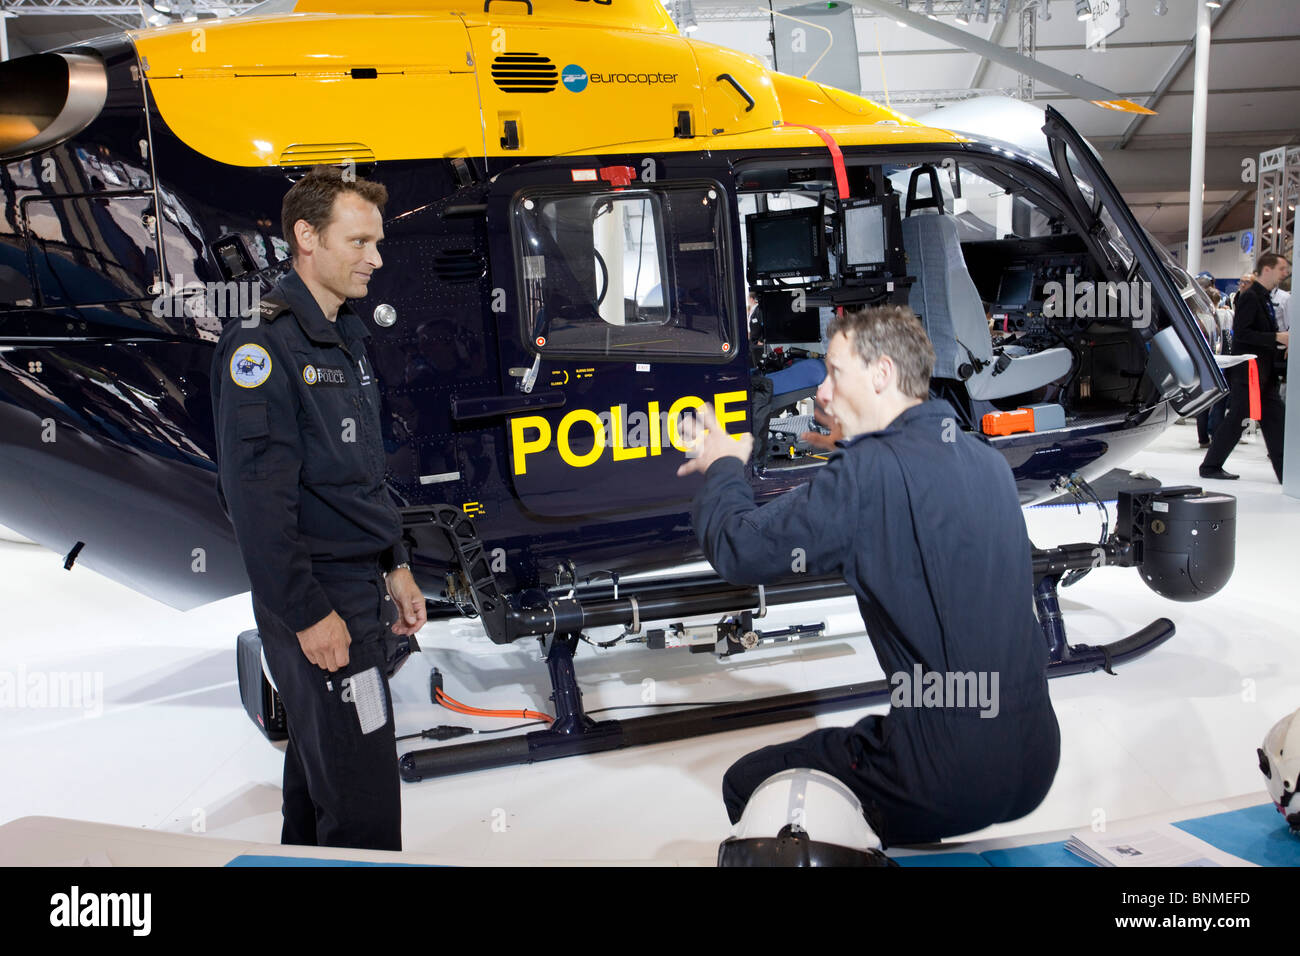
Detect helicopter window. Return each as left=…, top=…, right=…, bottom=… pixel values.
left=1055, top=143, right=1137, bottom=276
left=23, top=192, right=158, bottom=305
left=885, top=164, right=1055, bottom=241
left=512, top=182, right=735, bottom=361
left=594, top=194, right=666, bottom=324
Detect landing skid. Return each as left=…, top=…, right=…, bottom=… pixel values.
left=399, top=485, right=1230, bottom=782
left=397, top=573, right=1174, bottom=782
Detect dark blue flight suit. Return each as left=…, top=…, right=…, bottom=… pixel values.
left=211, top=268, right=409, bottom=851
left=693, top=399, right=1060, bottom=848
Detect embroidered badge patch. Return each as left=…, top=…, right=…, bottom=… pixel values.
left=305, top=364, right=348, bottom=387
left=230, top=344, right=272, bottom=389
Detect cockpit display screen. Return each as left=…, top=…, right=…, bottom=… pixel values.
left=747, top=207, right=827, bottom=280
left=997, top=269, right=1035, bottom=309
left=842, top=201, right=887, bottom=272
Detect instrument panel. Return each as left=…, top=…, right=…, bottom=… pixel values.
left=962, top=235, right=1099, bottom=335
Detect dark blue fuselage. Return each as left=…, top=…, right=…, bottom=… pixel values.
left=0, top=36, right=1178, bottom=610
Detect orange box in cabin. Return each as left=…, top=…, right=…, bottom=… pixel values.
left=981, top=408, right=1035, bottom=436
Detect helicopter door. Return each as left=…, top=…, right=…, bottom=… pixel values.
left=1042, top=106, right=1225, bottom=416
left=493, top=175, right=747, bottom=518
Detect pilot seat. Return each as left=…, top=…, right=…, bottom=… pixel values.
left=901, top=167, right=1072, bottom=403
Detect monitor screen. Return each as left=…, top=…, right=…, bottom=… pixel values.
left=843, top=202, right=886, bottom=269
left=997, top=269, right=1035, bottom=308
left=758, top=290, right=821, bottom=343
left=748, top=208, right=824, bottom=279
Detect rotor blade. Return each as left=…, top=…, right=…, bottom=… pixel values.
left=845, top=0, right=1155, bottom=114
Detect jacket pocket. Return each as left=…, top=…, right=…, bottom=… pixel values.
left=236, top=401, right=271, bottom=478
left=298, top=384, right=369, bottom=487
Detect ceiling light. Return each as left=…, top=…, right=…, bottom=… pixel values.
left=1075, top=0, right=1092, bottom=21
left=1153, top=0, right=1168, bottom=13
left=976, top=0, right=991, bottom=22
left=1205, top=1, right=1222, bottom=8
left=955, top=0, right=974, bottom=24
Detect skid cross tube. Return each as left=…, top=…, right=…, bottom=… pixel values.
left=398, top=538, right=1171, bottom=782
left=398, top=615, right=1172, bottom=782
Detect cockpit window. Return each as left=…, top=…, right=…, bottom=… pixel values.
left=1057, top=143, right=1136, bottom=275
left=512, top=182, right=735, bottom=361
left=885, top=164, right=1056, bottom=241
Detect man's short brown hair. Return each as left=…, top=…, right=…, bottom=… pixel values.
left=281, top=166, right=388, bottom=259
left=826, top=304, right=935, bottom=400
left=1257, top=252, right=1288, bottom=274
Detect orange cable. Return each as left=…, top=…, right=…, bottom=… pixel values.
left=435, top=687, right=553, bottom=724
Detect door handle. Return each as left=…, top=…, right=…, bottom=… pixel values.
left=716, top=73, right=755, bottom=112
left=452, top=390, right=565, bottom=421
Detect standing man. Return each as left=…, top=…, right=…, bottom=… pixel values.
left=1200, top=253, right=1290, bottom=483
left=1227, top=272, right=1254, bottom=311
left=678, top=305, right=1059, bottom=847
left=746, top=289, right=765, bottom=368
left=211, top=166, right=426, bottom=851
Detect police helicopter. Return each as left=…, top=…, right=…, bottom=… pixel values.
left=0, top=0, right=1237, bottom=779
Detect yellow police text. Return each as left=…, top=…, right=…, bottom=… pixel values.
left=510, top=390, right=748, bottom=475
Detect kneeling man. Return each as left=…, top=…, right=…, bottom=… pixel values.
left=679, top=304, right=1059, bottom=847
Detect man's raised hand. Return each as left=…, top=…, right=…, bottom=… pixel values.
left=676, top=403, right=753, bottom=478
left=799, top=400, right=843, bottom=452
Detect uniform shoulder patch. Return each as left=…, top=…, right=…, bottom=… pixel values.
left=256, top=297, right=290, bottom=323
left=230, top=343, right=273, bottom=388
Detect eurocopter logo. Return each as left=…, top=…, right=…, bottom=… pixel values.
left=562, top=63, right=679, bottom=92
left=562, top=64, right=588, bottom=92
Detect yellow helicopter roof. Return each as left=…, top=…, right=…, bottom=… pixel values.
left=292, top=0, right=681, bottom=33
left=130, top=0, right=965, bottom=166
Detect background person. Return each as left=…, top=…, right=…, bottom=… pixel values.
left=1200, top=253, right=1290, bottom=483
